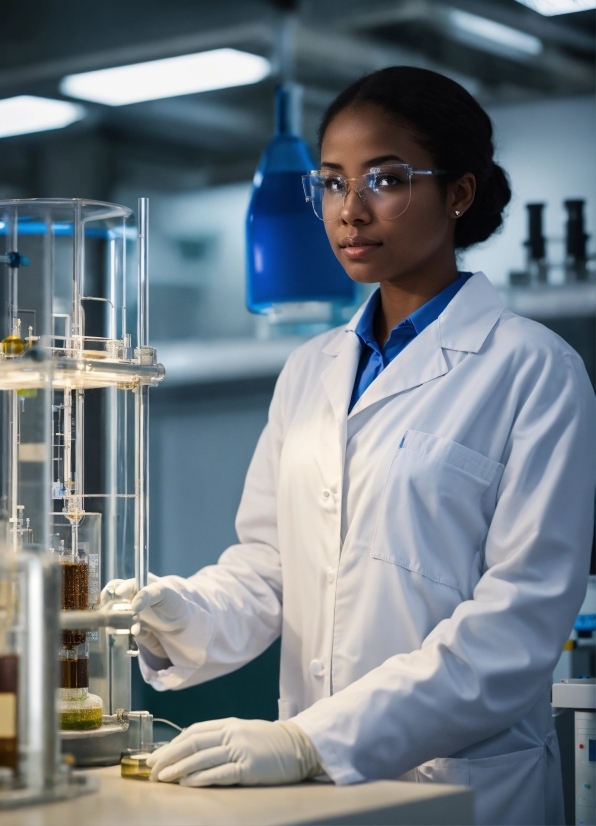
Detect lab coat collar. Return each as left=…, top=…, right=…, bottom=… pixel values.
left=437, top=271, right=505, bottom=353
left=320, top=272, right=505, bottom=419
left=321, top=293, right=374, bottom=357
left=322, top=272, right=503, bottom=357
left=347, top=320, right=448, bottom=416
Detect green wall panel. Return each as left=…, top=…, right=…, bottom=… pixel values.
left=132, top=639, right=281, bottom=728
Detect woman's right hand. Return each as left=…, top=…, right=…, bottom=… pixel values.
left=102, top=574, right=189, bottom=661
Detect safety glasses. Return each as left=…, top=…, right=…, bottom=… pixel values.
left=302, top=163, right=447, bottom=222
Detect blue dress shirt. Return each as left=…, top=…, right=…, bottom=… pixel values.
left=349, top=272, right=473, bottom=412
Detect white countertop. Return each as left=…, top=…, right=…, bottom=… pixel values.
left=0, top=766, right=474, bottom=826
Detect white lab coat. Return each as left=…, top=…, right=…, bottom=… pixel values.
left=141, top=273, right=596, bottom=826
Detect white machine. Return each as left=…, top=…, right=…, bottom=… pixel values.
left=553, top=679, right=596, bottom=825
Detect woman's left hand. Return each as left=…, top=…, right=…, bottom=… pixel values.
left=146, top=718, right=322, bottom=787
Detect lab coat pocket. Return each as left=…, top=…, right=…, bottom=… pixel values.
left=370, top=429, right=503, bottom=595
left=415, top=745, right=546, bottom=826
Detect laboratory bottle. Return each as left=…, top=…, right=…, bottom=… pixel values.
left=246, top=83, right=355, bottom=315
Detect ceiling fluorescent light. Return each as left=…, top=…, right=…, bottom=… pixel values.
left=60, top=48, right=271, bottom=106
left=0, top=96, right=84, bottom=139
left=449, top=9, right=543, bottom=55
left=514, top=0, right=596, bottom=14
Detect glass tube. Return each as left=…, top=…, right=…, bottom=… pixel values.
left=58, top=540, right=103, bottom=731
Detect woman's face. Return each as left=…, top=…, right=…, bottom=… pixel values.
left=319, top=103, right=473, bottom=286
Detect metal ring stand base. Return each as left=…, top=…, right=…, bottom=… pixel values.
left=0, top=772, right=97, bottom=809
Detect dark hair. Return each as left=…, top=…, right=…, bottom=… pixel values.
left=318, top=66, right=511, bottom=250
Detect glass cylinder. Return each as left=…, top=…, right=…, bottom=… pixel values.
left=57, top=516, right=102, bottom=731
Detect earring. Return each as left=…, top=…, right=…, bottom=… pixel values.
left=454, top=210, right=461, bottom=217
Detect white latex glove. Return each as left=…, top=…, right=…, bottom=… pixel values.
left=146, top=718, right=322, bottom=787
left=102, top=574, right=188, bottom=661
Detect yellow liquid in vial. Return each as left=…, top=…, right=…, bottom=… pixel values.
left=121, top=754, right=152, bottom=780
left=60, top=706, right=103, bottom=731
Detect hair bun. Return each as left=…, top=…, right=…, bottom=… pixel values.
left=455, top=162, right=511, bottom=249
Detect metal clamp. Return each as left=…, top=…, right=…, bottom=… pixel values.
left=60, top=608, right=137, bottom=631
left=0, top=251, right=30, bottom=268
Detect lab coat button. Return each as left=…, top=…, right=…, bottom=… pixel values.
left=323, top=490, right=330, bottom=498
left=309, top=659, right=325, bottom=677
left=326, top=568, right=335, bottom=584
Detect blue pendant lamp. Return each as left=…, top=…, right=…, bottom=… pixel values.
left=246, top=82, right=356, bottom=316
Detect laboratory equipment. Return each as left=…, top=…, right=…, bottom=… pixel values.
left=564, top=199, right=590, bottom=282
left=0, top=534, right=92, bottom=804
left=246, top=83, right=356, bottom=324
left=0, top=197, right=164, bottom=803
left=120, top=744, right=164, bottom=780
left=509, top=202, right=548, bottom=286
left=57, top=517, right=103, bottom=733
left=121, top=750, right=152, bottom=780
left=509, top=199, right=595, bottom=287
left=553, top=679, right=596, bottom=825
left=525, top=203, right=548, bottom=283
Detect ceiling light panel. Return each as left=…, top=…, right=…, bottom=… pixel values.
left=514, top=0, right=596, bottom=15
left=448, top=9, right=543, bottom=55
left=60, top=48, right=271, bottom=107
left=0, top=96, right=85, bottom=139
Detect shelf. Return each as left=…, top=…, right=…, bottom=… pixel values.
left=499, top=283, right=596, bottom=319
left=156, top=336, right=308, bottom=387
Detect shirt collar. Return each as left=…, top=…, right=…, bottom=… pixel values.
left=354, top=272, right=473, bottom=355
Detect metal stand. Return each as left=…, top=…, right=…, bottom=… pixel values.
left=0, top=772, right=97, bottom=810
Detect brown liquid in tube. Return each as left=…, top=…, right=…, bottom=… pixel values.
left=0, top=655, right=18, bottom=773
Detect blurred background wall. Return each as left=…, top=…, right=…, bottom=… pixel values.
left=0, top=3, right=594, bottom=815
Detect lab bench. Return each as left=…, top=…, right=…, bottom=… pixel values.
left=0, top=767, right=474, bottom=826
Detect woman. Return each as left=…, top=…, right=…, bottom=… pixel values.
left=113, top=68, right=596, bottom=825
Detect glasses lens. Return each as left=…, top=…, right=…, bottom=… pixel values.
left=305, top=174, right=346, bottom=222
left=303, top=167, right=413, bottom=221
left=364, top=168, right=412, bottom=220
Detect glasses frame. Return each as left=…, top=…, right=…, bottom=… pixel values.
left=302, top=163, right=448, bottom=222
